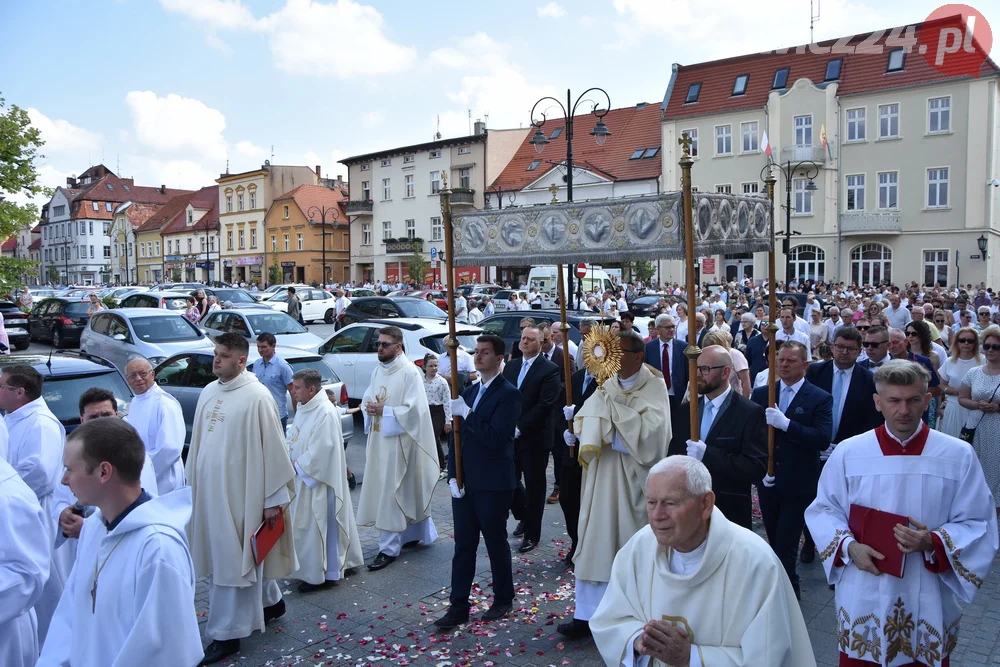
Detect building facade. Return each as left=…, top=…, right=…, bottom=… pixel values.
left=160, top=187, right=220, bottom=284
left=264, top=184, right=350, bottom=285
left=39, top=185, right=81, bottom=284
left=110, top=202, right=160, bottom=284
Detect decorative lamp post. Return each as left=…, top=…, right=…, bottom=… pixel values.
left=764, top=159, right=820, bottom=285
left=308, top=204, right=341, bottom=287
left=978, top=234, right=988, bottom=261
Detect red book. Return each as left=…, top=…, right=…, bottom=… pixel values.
left=848, top=504, right=908, bottom=578
left=251, top=512, right=285, bottom=566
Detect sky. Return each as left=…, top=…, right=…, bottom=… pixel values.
left=2, top=0, right=995, bottom=206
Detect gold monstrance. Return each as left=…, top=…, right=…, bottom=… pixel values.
left=580, top=324, right=621, bottom=386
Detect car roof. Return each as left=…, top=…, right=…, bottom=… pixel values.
left=126, top=291, right=190, bottom=297
left=212, top=308, right=289, bottom=316
left=162, top=344, right=321, bottom=363
left=104, top=308, right=186, bottom=318
left=0, top=351, right=118, bottom=376
left=347, top=318, right=482, bottom=334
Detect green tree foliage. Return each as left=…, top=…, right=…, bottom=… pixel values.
left=634, top=260, right=656, bottom=283
left=268, top=258, right=282, bottom=286
left=0, top=94, right=45, bottom=291
left=406, top=249, right=426, bottom=286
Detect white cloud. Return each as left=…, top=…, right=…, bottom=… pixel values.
left=26, top=109, right=101, bottom=153
left=537, top=2, right=566, bottom=18
left=124, top=91, right=228, bottom=161
left=579, top=15, right=595, bottom=26
left=305, top=150, right=350, bottom=179
left=143, top=158, right=221, bottom=191
left=158, top=0, right=259, bottom=30
left=235, top=140, right=267, bottom=158
left=360, top=111, right=385, bottom=128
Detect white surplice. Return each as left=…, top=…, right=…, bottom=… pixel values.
left=37, top=488, right=203, bottom=667
left=124, top=384, right=186, bottom=495
left=805, top=424, right=999, bottom=666
left=0, top=416, right=9, bottom=460
left=591, top=508, right=816, bottom=667
left=0, top=458, right=50, bottom=667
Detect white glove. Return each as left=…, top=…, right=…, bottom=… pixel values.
left=765, top=407, right=790, bottom=431
left=563, top=405, right=575, bottom=421
left=762, top=474, right=776, bottom=488
left=820, top=443, right=836, bottom=460
left=515, top=427, right=521, bottom=438
left=448, top=479, right=465, bottom=499
left=450, top=397, right=471, bottom=420
left=685, top=439, right=707, bottom=461
left=563, top=429, right=577, bottom=447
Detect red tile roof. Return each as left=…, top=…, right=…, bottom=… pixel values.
left=161, top=186, right=220, bottom=236
left=135, top=190, right=204, bottom=234
left=1, top=239, right=16, bottom=251
left=491, top=103, right=662, bottom=192
left=270, top=184, right=348, bottom=226
left=28, top=238, right=41, bottom=250
left=664, top=15, right=999, bottom=121
left=72, top=173, right=192, bottom=208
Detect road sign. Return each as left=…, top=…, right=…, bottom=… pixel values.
left=195, top=261, right=214, bottom=269
left=971, top=254, right=982, bottom=260
left=430, top=247, right=438, bottom=259
left=576, top=263, right=588, bottom=279
left=701, top=258, right=716, bottom=274
left=430, top=259, right=438, bottom=269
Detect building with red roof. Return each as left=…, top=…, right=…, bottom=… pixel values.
left=265, top=184, right=350, bottom=285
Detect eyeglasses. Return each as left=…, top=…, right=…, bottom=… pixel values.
left=126, top=370, right=152, bottom=381
left=862, top=340, right=887, bottom=348
left=833, top=344, right=859, bottom=353
left=934, top=319, right=945, bottom=324
left=0, top=384, right=21, bottom=391
left=857, top=325, right=870, bottom=331
left=696, top=365, right=726, bottom=375
left=957, top=338, right=977, bottom=344
left=375, top=341, right=396, bottom=349
left=905, top=331, right=918, bottom=337
left=983, top=343, right=1000, bottom=352
left=657, top=325, right=675, bottom=330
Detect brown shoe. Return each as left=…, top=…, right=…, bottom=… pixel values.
left=547, top=488, right=560, bottom=504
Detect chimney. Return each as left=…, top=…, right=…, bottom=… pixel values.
left=66, top=176, right=77, bottom=188
left=474, top=120, right=486, bottom=135
left=315, top=165, right=322, bottom=178
left=160, top=184, right=167, bottom=194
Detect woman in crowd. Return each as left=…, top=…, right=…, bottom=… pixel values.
left=182, top=296, right=201, bottom=324
left=645, top=320, right=656, bottom=343
left=933, top=308, right=953, bottom=349
left=702, top=330, right=750, bottom=398
left=905, top=320, right=942, bottom=427
left=808, top=308, right=827, bottom=360
left=421, top=353, right=451, bottom=478
left=733, top=312, right=758, bottom=351
left=87, top=292, right=105, bottom=316
left=938, top=326, right=984, bottom=439
left=194, top=289, right=209, bottom=318
left=709, top=309, right=730, bottom=334
left=958, top=325, right=1000, bottom=517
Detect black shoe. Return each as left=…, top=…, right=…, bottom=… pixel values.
left=402, top=540, right=420, bottom=549
left=263, top=599, right=285, bottom=623
left=563, top=547, right=575, bottom=567
left=482, top=603, right=513, bottom=621
left=512, top=521, right=525, bottom=538
left=368, top=552, right=396, bottom=571
left=518, top=538, right=538, bottom=553
left=297, top=580, right=336, bottom=593
left=433, top=608, right=469, bottom=630
left=199, top=639, right=240, bottom=665
left=556, top=619, right=591, bottom=639
left=347, top=472, right=357, bottom=490
left=800, top=542, right=816, bottom=564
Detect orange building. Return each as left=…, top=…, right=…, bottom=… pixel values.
left=264, top=184, right=350, bottom=285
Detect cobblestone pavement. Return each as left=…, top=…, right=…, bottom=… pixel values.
left=195, top=422, right=1000, bottom=667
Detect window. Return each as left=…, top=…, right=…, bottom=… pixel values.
left=147, top=242, right=152, bottom=256
left=105, top=202, right=112, bottom=212
left=381, top=159, right=392, bottom=167
left=794, top=115, right=813, bottom=146
left=80, top=221, right=86, bottom=235
left=361, top=181, right=370, bottom=200
left=741, top=121, right=759, bottom=152
left=928, top=97, right=951, bottom=133
left=92, top=202, right=99, bottom=211
left=89, top=221, right=93, bottom=234
left=154, top=241, right=160, bottom=256
left=382, top=178, right=391, bottom=200
left=846, top=174, right=866, bottom=211
left=430, top=171, right=441, bottom=194
left=772, top=67, right=790, bottom=89
left=887, top=48, right=905, bottom=72
left=360, top=163, right=370, bottom=171
left=923, top=250, right=949, bottom=286
left=527, top=159, right=542, bottom=171
left=851, top=243, right=892, bottom=285
left=403, top=155, right=414, bottom=164
left=382, top=221, right=392, bottom=240
left=282, top=205, right=289, bottom=219
left=550, top=128, right=562, bottom=139
left=283, top=234, right=289, bottom=251
left=106, top=183, right=114, bottom=190
left=405, top=174, right=414, bottom=198
left=53, top=205, right=65, bottom=217
left=238, top=229, right=245, bottom=249
left=297, top=233, right=303, bottom=250
left=210, top=236, right=215, bottom=251
left=429, top=150, right=441, bottom=159
left=794, top=179, right=813, bottom=214
left=187, top=238, right=193, bottom=253
left=846, top=108, right=866, bottom=141
left=685, top=83, right=702, bottom=103
left=271, top=235, right=277, bottom=252
left=406, top=219, right=415, bottom=239
left=104, top=222, right=109, bottom=234
left=140, top=243, right=146, bottom=258
left=741, top=182, right=759, bottom=194
left=362, top=223, right=372, bottom=246
left=682, top=129, right=698, bottom=157
left=122, top=185, right=129, bottom=191
left=227, top=230, right=233, bottom=250
left=431, top=216, right=443, bottom=241
left=249, top=191, right=256, bottom=209
left=187, top=211, right=194, bottom=224
left=715, top=125, right=732, bottom=155
left=237, top=193, right=244, bottom=211
left=878, top=171, right=899, bottom=209
left=226, top=195, right=232, bottom=213
left=458, top=146, right=471, bottom=155
left=927, top=168, right=949, bottom=208
left=732, top=74, right=749, bottom=96
left=879, top=104, right=899, bottom=138
left=459, top=168, right=471, bottom=189
left=250, top=228, right=257, bottom=248
left=715, top=184, right=732, bottom=194
left=824, top=58, right=843, bottom=81
left=790, top=245, right=826, bottom=282
left=103, top=246, right=110, bottom=258
left=642, top=147, right=660, bottom=158
left=630, top=149, right=646, bottom=160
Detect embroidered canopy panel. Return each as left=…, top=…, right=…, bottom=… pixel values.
left=450, top=192, right=773, bottom=266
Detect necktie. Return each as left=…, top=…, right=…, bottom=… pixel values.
left=700, top=399, right=715, bottom=438
left=582, top=374, right=594, bottom=396
left=472, top=383, right=488, bottom=411
left=869, top=359, right=882, bottom=369
left=517, top=360, right=530, bottom=389
left=832, top=369, right=844, bottom=439
left=662, top=343, right=671, bottom=390
left=779, top=385, right=794, bottom=413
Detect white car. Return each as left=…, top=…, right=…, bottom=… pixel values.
left=201, top=308, right=325, bottom=351
left=264, top=287, right=339, bottom=324
left=319, top=318, right=482, bottom=402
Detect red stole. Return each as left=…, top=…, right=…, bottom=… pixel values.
left=874, top=423, right=929, bottom=456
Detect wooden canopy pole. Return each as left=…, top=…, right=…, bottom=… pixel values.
left=679, top=134, right=701, bottom=440
left=557, top=264, right=575, bottom=456
left=440, top=172, right=463, bottom=488
left=764, top=172, right=779, bottom=476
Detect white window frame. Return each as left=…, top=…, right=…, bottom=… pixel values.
left=923, top=249, right=949, bottom=287
left=431, top=216, right=443, bottom=241
left=794, top=115, right=813, bottom=146
left=297, top=233, right=303, bottom=250
left=877, top=171, right=899, bottom=210
left=361, top=181, right=370, bottom=200
left=928, top=96, right=951, bottom=134
left=430, top=171, right=441, bottom=194
left=381, top=159, right=392, bottom=167
left=459, top=167, right=471, bottom=189
left=878, top=103, right=900, bottom=139
left=846, top=174, right=866, bottom=211
left=250, top=228, right=257, bottom=248
left=458, top=146, right=471, bottom=155
left=403, top=155, right=414, bottom=164
left=284, top=234, right=289, bottom=251
left=927, top=167, right=949, bottom=208
left=362, top=223, right=371, bottom=246
left=793, top=178, right=813, bottom=214
left=714, top=125, right=732, bottom=156
left=715, top=184, right=732, bottom=194
left=237, top=193, right=244, bottom=211
left=681, top=128, right=698, bottom=157
left=238, top=229, right=245, bottom=249
left=404, top=174, right=414, bottom=198
left=429, top=150, right=441, bottom=159
left=249, top=191, right=256, bottom=209
left=226, top=196, right=232, bottom=213
left=741, top=182, right=759, bottom=195
left=382, top=178, right=391, bottom=201
left=382, top=221, right=392, bottom=240
left=360, top=163, right=370, bottom=171
left=271, top=235, right=277, bottom=252
left=405, top=219, right=416, bottom=239
left=282, top=205, right=289, bottom=219
left=741, top=121, right=758, bottom=153
left=846, top=107, right=866, bottom=142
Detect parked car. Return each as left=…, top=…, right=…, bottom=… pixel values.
left=19, top=288, right=60, bottom=305
left=80, top=308, right=214, bottom=373
left=157, top=282, right=206, bottom=292
left=0, top=351, right=132, bottom=432
left=152, top=346, right=352, bottom=445
left=627, top=293, right=672, bottom=316
left=117, top=291, right=190, bottom=311
left=201, top=308, right=324, bottom=350
left=58, top=287, right=101, bottom=301
left=0, top=301, right=31, bottom=351
left=458, top=284, right=501, bottom=297
left=29, top=298, right=92, bottom=348
left=198, top=287, right=268, bottom=307
left=478, top=309, right=616, bottom=357
left=345, top=288, right=376, bottom=298
left=318, top=318, right=482, bottom=403
left=337, top=296, right=447, bottom=327
left=259, top=284, right=313, bottom=301
left=264, top=288, right=338, bottom=323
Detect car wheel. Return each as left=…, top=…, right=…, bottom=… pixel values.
left=52, top=328, right=63, bottom=349
left=324, top=308, right=334, bottom=324
left=14, top=340, right=29, bottom=351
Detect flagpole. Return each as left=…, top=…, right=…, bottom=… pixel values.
left=679, top=133, right=701, bottom=442
left=439, top=172, right=464, bottom=489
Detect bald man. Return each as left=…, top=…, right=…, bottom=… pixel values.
left=123, top=357, right=186, bottom=495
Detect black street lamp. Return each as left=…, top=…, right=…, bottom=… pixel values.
left=978, top=234, right=988, bottom=261
left=308, top=204, right=341, bottom=287
left=760, top=159, right=820, bottom=285
left=484, top=184, right=517, bottom=210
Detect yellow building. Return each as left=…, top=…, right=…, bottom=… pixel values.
left=265, top=184, right=350, bottom=285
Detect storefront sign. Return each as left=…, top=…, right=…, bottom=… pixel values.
left=281, top=261, right=295, bottom=267
left=236, top=256, right=263, bottom=266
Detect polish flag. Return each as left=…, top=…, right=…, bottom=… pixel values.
left=761, top=129, right=772, bottom=158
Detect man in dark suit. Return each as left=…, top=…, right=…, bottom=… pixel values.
left=435, top=334, right=522, bottom=630
left=682, top=344, right=767, bottom=529
left=752, top=340, right=833, bottom=599
left=557, top=366, right=598, bottom=566
left=539, top=321, right=574, bottom=505
left=502, top=324, right=560, bottom=553
left=691, top=311, right=709, bottom=348
left=744, top=323, right=770, bottom=383
left=645, top=313, right=688, bottom=453
left=801, top=326, right=882, bottom=562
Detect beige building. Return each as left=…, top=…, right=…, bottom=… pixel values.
left=264, top=185, right=349, bottom=285
left=161, top=187, right=220, bottom=284
left=659, top=17, right=1000, bottom=288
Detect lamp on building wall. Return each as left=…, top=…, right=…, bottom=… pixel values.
left=760, top=159, right=820, bottom=284
left=978, top=234, right=988, bottom=261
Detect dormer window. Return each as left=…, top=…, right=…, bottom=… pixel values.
left=825, top=58, right=843, bottom=81
left=630, top=149, right=646, bottom=160
left=526, top=159, right=541, bottom=171
left=732, top=74, right=749, bottom=96
left=772, top=68, right=790, bottom=89
left=887, top=48, right=905, bottom=72
left=685, top=83, right=702, bottom=104
left=550, top=128, right=562, bottom=139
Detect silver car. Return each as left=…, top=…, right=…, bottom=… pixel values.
left=201, top=308, right=324, bottom=351
left=80, top=308, right=214, bottom=372
left=152, top=345, right=354, bottom=445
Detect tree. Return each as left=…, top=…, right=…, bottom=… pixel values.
left=45, top=265, right=59, bottom=284
left=0, top=94, right=44, bottom=292
left=634, top=260, right=656, bottom=283
left=268, top=258, right=282, bottom=286
left=406, top=251, right=426, bottom=287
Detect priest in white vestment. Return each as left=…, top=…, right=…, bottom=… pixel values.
left=0, top=456, right=50, bottom=667
left=287, top=368, right=363, bottom=591
left=806, top=360, right=999, bottom=667
left=0, top=365, right=66, bottom=645
left=37, top=418, right=203, bottom=667
left=591, top=456, right=816, bottom=667
left=185, top=333, right=297, bottom=665
left=358, top=325, right=440, bottom=571
left=123, top=356, right=186, bottom=494
left=559, top=331, right=671, bottom=639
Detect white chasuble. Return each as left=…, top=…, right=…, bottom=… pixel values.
left=805, top=424, right=999, bottom=666
left=124, top=383, right=186, bottom=495
left=287, top=393, right=363, bottom=583
left=573, top=364, right=671, bottom=584
left=591, top=508, right=816, bottom=667
left=357, top=354, right=440, bottom=533
left=185, top=371, right=298, bottom=587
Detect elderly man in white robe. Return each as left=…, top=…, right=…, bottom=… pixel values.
left=186, top=332, right=297, bottom=665
left=123, top=356, right=186, bottom=494
left=591, top=456, right=816, bottom=667
left=37, top=418, right=203, bottom=667
left=806, top=360, right=999, bottom=666
left=558, top=330, right=671, bottom=639
left=0, top=456, right=50, bottom=667
left=287, top=368, right=363, bottom=592
left=359, top=325, right=440, bottom=571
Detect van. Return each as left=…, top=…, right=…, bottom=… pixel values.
left=527, top=265, right=614, bottom=306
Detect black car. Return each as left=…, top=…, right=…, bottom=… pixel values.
left=29, top=297, right=92, bottom=348
left=627, top=293, right=673, bottom=316
left=337, top=296, right=447, bottom=327
left=0, top=301, right=31, bottom=351
left=478, top=309, right=616, bottom=357
left=0, top=351, right=133, bottom=432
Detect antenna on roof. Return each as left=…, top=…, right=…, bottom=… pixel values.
left=435, top=114, right=441, bottom=140
left=271, top=145, right=275, bottom=162
left=810, top=0, right=820, bottom=43
left=225, top=157, right=230, bottom=175
left=468, top=109, right=472, bottom=135
left=116, top=154, right=120, bottom=174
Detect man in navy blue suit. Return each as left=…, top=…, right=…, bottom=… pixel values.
left=752, top=340, right=832, bottom=600
left=435, top=334, right=522, bottom=630
left=644, top=314, right=687, bottom=453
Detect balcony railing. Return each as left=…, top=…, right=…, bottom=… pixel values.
left=451, top=188, right=475, bottom=206
left=780, top=145, right=828, bottom=163
left=840, top=211, right=902, bottom=235
left=346, top=199, right=373, bottom=214
left=385, top=239, right=423, bottom=254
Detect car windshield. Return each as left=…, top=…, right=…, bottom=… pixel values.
left=44, top=371, right=132, bottom=425
left=397, top=299, right=447, bottom=319
left=64, top=303, right=90, bottom=316
left=213, top=289, right=256, bottom=303
left=287, top=357, right=340, bottom=384
left=130, top=316, right=203, bottom=343
left=247, top=313, right=307, bottom=335
left=634, top=296, right=660, bottom=304
left=266, top=293, right=289, bottom=303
